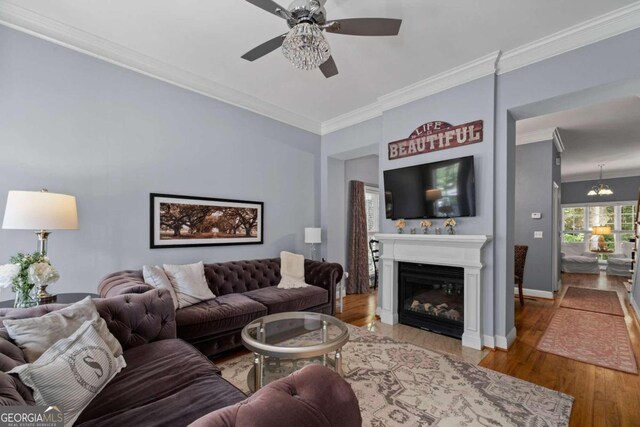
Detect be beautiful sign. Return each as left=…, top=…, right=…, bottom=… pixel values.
left=388, top=120, right=484, bottom=160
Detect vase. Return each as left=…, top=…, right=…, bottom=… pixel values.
left=14, top=287, right=36, bottom=308
left=447, top=227, right=455, bottom=235
left=397, top=228, right=404, bottom=234
left=422, top=228, right=429, bottom=234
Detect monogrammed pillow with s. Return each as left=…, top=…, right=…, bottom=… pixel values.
left=9, top=320, right=126, bottom=427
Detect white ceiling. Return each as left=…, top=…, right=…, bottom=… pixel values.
left=517, top=96, right=640, bottom=181
left=2, top=0, right=637, bottom=130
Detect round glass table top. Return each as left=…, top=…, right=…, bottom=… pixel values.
left=241, top=311, right=349, bottom=359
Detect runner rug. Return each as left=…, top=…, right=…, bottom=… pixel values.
left=560, top=286, right=625, bottom=316
left=537, top=307, right=638, bottom=374
left=219, top=325, right=573, bottom=426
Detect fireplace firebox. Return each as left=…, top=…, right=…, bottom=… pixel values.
left=398, top=262, right=464, bottom=338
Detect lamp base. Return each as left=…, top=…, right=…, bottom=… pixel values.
left=35, top=230, right=51, bottom=256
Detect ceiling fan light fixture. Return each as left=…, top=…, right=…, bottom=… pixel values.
left=282, top=22, right=331, bottom=70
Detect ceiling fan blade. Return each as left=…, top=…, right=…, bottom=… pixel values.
left=320, top=56, right=338, bottom=78
left=244, top=0, right=291, bottom=19
left=241, top=34, right=286, bottom=61
left=325, top=18, right=402, bottom=36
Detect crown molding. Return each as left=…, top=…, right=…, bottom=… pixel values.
left=0, top=3, right=321, bottom=134
left=377, top=51, right=501, bottom=113
left=498, top=2, right=640, bottom=75
left=321, top=51, right=501, bottom=135
left=320, top=102, right=383, bottom=135
left=552, top=128, right=566, bottom=153
left=515, top=127, right=556, bottom=145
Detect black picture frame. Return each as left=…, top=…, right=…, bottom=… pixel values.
left=150, top=193, right=264, bottom=249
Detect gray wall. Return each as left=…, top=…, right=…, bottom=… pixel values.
left=494, top=27, right=640, bottom=343
left=0, top=26, right=321, bottom=295
left=562, top=176, right=640, bottom=204
left=515, top=141, right=559, bottom=292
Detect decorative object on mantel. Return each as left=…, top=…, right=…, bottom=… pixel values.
left=410, top=227, right=416, bottom=234
left=304, top=227, right=322, bottom=261
left=444, top=218, right=457, bottom=235
left=0, top=253, right=59, bottom=308
left=395, top=219, right=406, bottom=234
left=150, top=193, right=263, bottom=248
left=419, top=219, right=432, bottom=234
left=435, top=227, right=442, bottom=235
left=388, top=120, right=484, bottom=160
left=587, top=164, right=614, bottom=196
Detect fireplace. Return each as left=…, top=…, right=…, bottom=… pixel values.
left=398, top=262, right=464, bottom=339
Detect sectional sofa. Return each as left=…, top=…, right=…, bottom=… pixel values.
left=98, top=258, right=343, bottom=358
left=0, top=289, right=361, bottom=426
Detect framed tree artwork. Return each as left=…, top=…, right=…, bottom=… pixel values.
left=150, top=193, right=264, bottom=249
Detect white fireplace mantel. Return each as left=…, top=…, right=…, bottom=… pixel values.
left=375, top=233, right=491, bottom=350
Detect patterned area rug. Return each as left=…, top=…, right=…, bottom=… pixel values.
left=560, top=287, right=624, bottom=316
left=537, top=308, right=638, bottom=374
left=219, top=325, right=573, bottom=426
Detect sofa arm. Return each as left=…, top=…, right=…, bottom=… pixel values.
left=94, top=289, right=176, bottom=351
left=305, top=260, right=343, bottom=314
left=98, top=270, right=153, bottom=298
left=189, top=365, right=361, bottom=427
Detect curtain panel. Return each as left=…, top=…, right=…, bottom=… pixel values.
left=347, top=180, right=370, bottom=294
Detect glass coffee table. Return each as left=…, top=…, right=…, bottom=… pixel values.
left=241, top=311, right=349, bottom=391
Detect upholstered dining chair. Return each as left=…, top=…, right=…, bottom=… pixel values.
left=514, top=245, right=528, bottom=306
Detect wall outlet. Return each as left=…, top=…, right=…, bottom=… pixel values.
left=531, top=212, right=541, bottom=219
left=534, top=231, right=543, bottom=239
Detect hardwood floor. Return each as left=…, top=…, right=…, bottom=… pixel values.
left=480, top=272, right=640, bottom=427
left=337, top=274, right=640, bottom=426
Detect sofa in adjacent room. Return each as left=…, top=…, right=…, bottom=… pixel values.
left=0, top=289, right=361, bottom=427
left=606, top=253, right=633, bottom=277
left=98, top=258, right=343, bottom=358
left=561, top=244, right=600, bottom=274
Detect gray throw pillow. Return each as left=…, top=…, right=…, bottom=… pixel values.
left=9, top=320, right=126, bottom=427
left=163, top=262, right=216, bottom=309
left=4, top=297, right=122, bottom=363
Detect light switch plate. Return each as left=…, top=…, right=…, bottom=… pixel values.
left=534, top=231, right=543, bottom=239
left=531, top=212, right=542, bottom=219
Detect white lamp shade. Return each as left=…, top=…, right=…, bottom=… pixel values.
left=304, top=227, right=322, bottom=244
left=2, top=191, right=79, bottom=230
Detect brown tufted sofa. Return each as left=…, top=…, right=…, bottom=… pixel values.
left=0, top=289, right=361, bottom=426
left=98, top=258, right=343, bottom=358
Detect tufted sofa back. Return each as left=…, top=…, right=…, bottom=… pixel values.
left=0, top=289, right=176, bottom=406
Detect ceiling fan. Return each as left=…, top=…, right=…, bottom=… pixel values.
left=241, top=0, right=402, bottom=78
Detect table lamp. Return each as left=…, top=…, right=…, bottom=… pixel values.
left=304, top=227, right=322, bottom=261
left=2, top=189, right=79, bottom=255
left=592, top=226, right=611, bottom=252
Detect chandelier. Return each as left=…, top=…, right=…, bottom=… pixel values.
left=587, top=164, right=614, bottom=196
left=282, top=22, right=331, bottom=70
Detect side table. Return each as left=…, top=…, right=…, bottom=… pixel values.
left=0, top=293, right=98, bottom=309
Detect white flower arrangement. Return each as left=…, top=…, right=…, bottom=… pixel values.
left=419, top=220, right=432, bottom=228
left=0, top=264, right=20, bottom=289
left=27, top=262, right=60, bottom=288
left=395, top=219, right=406, bottom=233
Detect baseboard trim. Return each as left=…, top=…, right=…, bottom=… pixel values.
left=631, top=296, right=640, bottom=320
left=482, top=335, right=496, bottom=349
left=495, top=327, right=517, bottom=350
left=514, top=287, right=554, bottom=300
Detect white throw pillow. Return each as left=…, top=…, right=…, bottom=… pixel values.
left=143, top=265, right=179, bottom=310
left=9, top=320, right=126, bottom=427
left=163, top=261, right=216, bottom=309
left=4, top=296, right=123, bottom=363
left=277, top=251, right=309, bottom=289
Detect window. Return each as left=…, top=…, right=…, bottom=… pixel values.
left=562, top=207, right=585, bottom=243
left=364, top=186, right=380, bottom=278
left=562, top=202, right=637, bottom=252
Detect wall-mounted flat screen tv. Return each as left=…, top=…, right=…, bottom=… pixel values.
left=383, top=156, right=476, bottom=220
